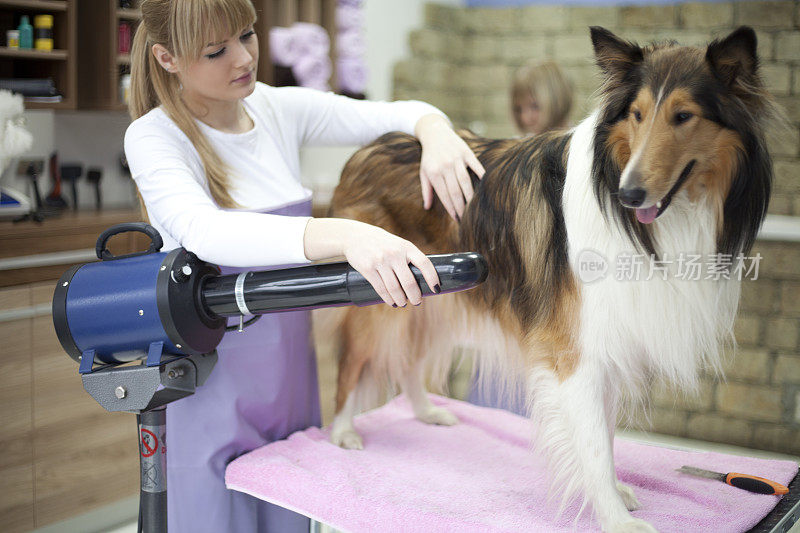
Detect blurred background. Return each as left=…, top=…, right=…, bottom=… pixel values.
left=0, top=1, right=798, bottom=532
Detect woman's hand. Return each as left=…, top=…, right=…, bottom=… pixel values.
left=415, top=113, right=486, bottom=221
left=303, top=218, right=440, bottom=308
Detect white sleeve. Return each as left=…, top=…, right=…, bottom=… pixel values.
left=123, top=119, right=311, bottom=268
left=270, top=86, right=450, bottom=146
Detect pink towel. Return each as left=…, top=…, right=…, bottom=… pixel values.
left=225, top=395, right=797, bottom=532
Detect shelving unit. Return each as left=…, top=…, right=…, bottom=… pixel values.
left=0, top=0, right=76, bottom=109
left=77, top=0, right=140, bottom=111
left=0, top=45, right=66, bottom=59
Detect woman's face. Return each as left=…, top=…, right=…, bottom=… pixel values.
left=179, top=25, right=259, bottom=105
left=513, top=92, right=541, bottom=135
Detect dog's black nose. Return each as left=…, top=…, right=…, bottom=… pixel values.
left=618, top=187, right=647, bottom=207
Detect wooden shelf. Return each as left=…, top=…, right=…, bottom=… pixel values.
left=0, top=0, right=76, bottom=109
left=23, top=98, right=68, bottom=109
left=0, top=0, right=67, bottom=12
left=76, top=1, right=140, bottom=109
left=116, top=8, right=141, bottom=20
left=0, top=46, right=67, bottom=60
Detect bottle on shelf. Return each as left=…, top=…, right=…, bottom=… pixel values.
left=120, top=73, right=131, bottom=104
left=18, top=15, right=33, bottom=49
left=34, top=14, right=54, bottom=52
left=118, top=22, right=131, bottom=54
left=6, top=29, right=19, bottom=49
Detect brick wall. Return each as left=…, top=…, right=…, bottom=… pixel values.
left=394, top=1, right=800, bottom=455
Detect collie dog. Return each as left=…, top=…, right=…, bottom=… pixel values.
left=321, top=26, right=772, bottom=531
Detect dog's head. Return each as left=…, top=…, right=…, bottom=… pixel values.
left=590, top=26, right=772, bottom=257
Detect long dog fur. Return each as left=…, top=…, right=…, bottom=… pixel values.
left=318, top=26, right=773, bottom=532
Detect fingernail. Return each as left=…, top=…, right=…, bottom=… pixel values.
left=392, top=303, right=397, bottom=308
left=433, top=284, right=441, bottom=294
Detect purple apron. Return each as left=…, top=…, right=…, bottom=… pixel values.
left=167, top=198, right=321, bottom=533
left=468, top=371, right=527, bottom=416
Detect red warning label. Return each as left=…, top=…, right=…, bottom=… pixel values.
left=141, top=428, right=158, bottom=457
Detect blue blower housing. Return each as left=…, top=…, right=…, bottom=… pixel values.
left=53, top=223, right=226, bottom=373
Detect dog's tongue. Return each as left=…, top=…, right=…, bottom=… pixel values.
left=636, top=205, right=659, bottom=224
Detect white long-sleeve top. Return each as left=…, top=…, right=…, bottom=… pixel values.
left=123, top=82, right=445, bottom=267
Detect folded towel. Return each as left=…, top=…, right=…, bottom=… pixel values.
left=336, top=30, right=365, bottom=60
left=226, top=394, right=797, bottom=532
left=336, top=5, right=363, bottom=32
left=269, top=23, right=330, bottom=67
left=292, top=54, right=331, bottom=92
left=336, top=57, right=367, bottom=94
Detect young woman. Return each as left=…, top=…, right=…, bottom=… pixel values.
left=123, top=1, right=485, bottom=531
left=510, top=60, right=574, bottom=135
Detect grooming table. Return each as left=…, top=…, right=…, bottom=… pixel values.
left=226, top=395, right=799, bottom=532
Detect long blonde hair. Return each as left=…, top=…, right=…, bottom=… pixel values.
left=510, top=61, right=574, bottom=134
left=130, top=0, right=257, bottom=208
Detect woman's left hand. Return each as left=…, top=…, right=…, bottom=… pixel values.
left=415, top=114, right=485, bottom=221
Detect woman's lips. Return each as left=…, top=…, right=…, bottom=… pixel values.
left=233, top=71, right=252, bottom=83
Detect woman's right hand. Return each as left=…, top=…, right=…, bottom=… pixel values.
left=303, top=218, right=440, bottom=307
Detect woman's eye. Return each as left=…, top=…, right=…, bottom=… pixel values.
left=206, top=48, right=224, bottom=59
left=240, top=30, right=255, bottom=41
left=632, top=110, right=642, bottom=122
left=674, top=111, right=693, bottom=124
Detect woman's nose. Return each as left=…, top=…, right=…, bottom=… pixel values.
left=231, top=41, right=254, bottom=67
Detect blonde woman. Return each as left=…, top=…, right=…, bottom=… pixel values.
left=510, top=60, right=574, bottom=135
left=124, top=1, right=485, bottom=531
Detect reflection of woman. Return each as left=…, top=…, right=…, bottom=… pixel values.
left=510, top=61, right=574, bottom=135
left=124, top=1, right=484, bottom=531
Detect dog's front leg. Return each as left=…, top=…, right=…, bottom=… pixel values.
left=400, top=356, right=459, bottom=426
left=604, top=387, right=641, bottom=512
left=528, top=361, right=656, bottom=532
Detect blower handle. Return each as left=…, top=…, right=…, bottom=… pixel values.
left=96, top=222, right=163, bottom=261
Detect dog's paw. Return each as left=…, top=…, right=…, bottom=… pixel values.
left=605, top=518, right=658, bottom=533
left=331, top=429, right=364, bottom=450
left=417, top=406, right=459, bottom=426
left=616, top=482, right=641, bottom=511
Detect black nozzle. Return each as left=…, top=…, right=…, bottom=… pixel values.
left=201, top=252, right=488, bottom=318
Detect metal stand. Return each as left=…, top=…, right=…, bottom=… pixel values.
left=137, top=408, right=167, bottom=533
left=80, top=349, right=218, bottom=533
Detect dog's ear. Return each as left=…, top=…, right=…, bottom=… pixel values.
left=706, top=26, right=758, bottom=88
left=590, top=27, right=643, bottom=82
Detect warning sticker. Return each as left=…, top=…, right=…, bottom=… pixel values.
left=139, top=424, right=167, bottom=493
left=141, top=428, right=158, bottom=457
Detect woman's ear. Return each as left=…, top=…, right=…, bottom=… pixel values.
left=152, top=43, right=178, bottom=73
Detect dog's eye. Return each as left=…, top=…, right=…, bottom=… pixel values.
left=632, top=110, right=642, bottom=122
left=674, top=111, right=693, bottom=124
